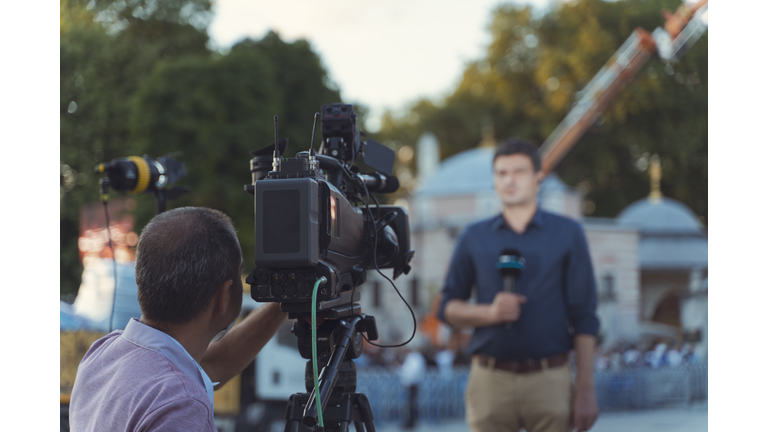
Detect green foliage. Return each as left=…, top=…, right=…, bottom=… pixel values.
left=229, top=32, right=343, bottom=156
left=66, top=0, right=214, bottom=33
left=378, top=0, right=707, bottom=224
left=61, top=1, right=341, bottom=297
left=130, top=34, right=341, bottom=268
left=60, top=1, right=210, bottom=297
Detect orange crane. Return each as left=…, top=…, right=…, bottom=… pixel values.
left=539, top=0, right=709, bottom=175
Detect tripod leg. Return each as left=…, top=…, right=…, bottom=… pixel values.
left=285, top=394, right=305, bottom=432
left=352, top=421, right=364, bottom=432
left=284, top=395, right=293, bottom=432
left=356, top=394, right=375, bottom=432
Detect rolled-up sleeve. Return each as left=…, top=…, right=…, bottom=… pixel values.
left=437, top=229, right=476, bottom=323
left=565, top=224, right=600, bottom=336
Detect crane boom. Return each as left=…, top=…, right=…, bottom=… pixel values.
left=539, top=0, right=708, bottom=175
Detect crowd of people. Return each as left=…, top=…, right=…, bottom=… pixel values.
left=355, top=339, right=706, bottom=373
left=354, top=340, right=471, bottom=372
left=593, top=341, right=704, bottom=370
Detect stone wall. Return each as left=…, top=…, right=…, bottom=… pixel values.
left=584, top=223, right=641, bottom=345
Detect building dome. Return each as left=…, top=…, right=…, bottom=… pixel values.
left=618, top=197, right=703, bottom=235
left=415, top=147, right=571, bottom=197
left=618, top=197, right=707, bottom=270
left=415, top=148, right=494, bottom=196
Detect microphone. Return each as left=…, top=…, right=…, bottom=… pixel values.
left=497, top=249, right=525, bottom=330
left=356, top=172, right=400, bottom=193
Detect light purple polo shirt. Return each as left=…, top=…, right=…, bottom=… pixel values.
left=69, top=318, right=218, bottom=432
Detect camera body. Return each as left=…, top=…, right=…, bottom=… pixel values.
left=246, top=104, right=413, bottom=316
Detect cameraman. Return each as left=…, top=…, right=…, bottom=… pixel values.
left=70, top=207, right=287, bottom=431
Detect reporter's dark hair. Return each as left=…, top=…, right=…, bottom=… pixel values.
left=135, top=207, right=242, bottom=325
left=493, top=138, right=541, bottom=172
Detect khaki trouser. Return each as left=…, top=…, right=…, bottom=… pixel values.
left=465, top=356, right=574, bottom=432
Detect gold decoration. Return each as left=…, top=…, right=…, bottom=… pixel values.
left=479, top=120, right=497, bottom=148
left=649, top=154, right=662, bottom=203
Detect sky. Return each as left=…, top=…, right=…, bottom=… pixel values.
left=207, top=0, right=556, bottom=131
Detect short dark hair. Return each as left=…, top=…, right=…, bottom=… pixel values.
left=135, top=207, right=242, bottom=325
left=493, top=138, right=541, bottom=172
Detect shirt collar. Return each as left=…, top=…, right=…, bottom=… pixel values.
left=122, top=318, right=218, bottom=407
left=492, top=207, right=546, bottom=232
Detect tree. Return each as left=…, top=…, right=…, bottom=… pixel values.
left=129, top=32, right=342, bottom=270
left=61, top=0, right=211, bottom=296
left=65, top=0, right=214, bottom=34
left=229, top=32, right=344, bottom=156
left=61, top=4, right=343, bottom=295
left=377, top=0, right=707, bottom=224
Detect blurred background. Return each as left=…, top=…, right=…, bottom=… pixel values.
left=60, top=0, right=708, bottom=431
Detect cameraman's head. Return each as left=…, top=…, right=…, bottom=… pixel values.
left=135, top=207, right=243, bottom=338
left=493, top=138, right=544, bottom=209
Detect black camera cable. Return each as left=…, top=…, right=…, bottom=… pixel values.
left=350, top=177, right=417, bottom=348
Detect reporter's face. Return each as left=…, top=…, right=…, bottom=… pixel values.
left=493, top=154, right=541, bottom=208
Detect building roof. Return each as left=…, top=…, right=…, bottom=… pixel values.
left=638, top=236, right=708, bottom=270
left=415, top=147, right=572, bottom=197
left=412, top=147, right=707, bottom=271
left=415, top=147, right=494, bottom=196
left=618, top=196, right=707, bottom=270
left=617, top=197, right=703, bottom=235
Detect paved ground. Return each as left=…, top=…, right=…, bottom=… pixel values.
left=376, top=401, right=707, bottom=432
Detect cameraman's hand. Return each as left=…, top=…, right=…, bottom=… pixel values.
left=490, top=292, right=527, bottom=324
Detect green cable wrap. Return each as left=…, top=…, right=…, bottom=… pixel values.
left=312, top=277, right=327, bottom=427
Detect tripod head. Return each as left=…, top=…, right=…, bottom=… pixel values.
left=291, top=313, right=378, bottom=429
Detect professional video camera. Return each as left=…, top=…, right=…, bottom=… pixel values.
left=245, top=104, right=415, bottom=431
left=245, top=103, right=414, bottom=319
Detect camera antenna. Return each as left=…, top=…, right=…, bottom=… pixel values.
left=309, top=112, right=320, bottom=171
left=272, top=115, right=281, bottom=172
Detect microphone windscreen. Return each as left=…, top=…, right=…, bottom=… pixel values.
left=497, top=249, right=525, bottom=277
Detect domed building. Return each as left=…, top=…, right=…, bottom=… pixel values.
left=616, top=194, right=708, bottom=355
left=361, top=132, right=706, bottom=357
left=618, top=196, right=708, bottom=269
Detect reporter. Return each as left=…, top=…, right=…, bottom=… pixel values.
left=439, top=139, right=600, bottom=432
left=70, top=207, right=287, bottom=432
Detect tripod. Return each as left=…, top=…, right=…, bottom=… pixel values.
left=281, top=292, right=379, bottom=432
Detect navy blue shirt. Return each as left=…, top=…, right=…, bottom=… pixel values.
left=437, top=208, right=599, bottom=362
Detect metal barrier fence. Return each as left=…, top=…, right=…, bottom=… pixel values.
left=356, top=363, right=707, bottom=424
left=356, top=369, right=469, bottom=424
left=593, top=364, right=708, bottom=410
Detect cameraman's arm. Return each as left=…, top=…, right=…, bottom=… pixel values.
left=200, top=303, right=287, bottom=388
